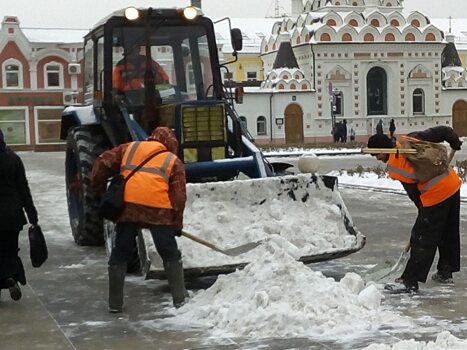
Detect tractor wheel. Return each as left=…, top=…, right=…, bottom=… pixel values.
left=65, top=126, right=109, bottom=246
left=104, top=220, right=141, bottom=274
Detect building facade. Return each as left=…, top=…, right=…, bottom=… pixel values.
left=0, top=16, right=84, bottom=150
left=235, top=0, right=467, bottom=145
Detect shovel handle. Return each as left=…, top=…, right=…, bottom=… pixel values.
left=181, top=230, right=225, bottom=254
left=448, top=148, right=456, bottom=164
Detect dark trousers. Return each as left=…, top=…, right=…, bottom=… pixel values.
left=0, top=230, right=26, bottom=288
left=402, top=190, right=460, bottom=283
left=109, top=223, right=181, bottom=266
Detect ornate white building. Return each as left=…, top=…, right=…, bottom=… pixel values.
left=235, top=0, right=467, bottom=144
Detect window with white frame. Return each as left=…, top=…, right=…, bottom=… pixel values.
left=413, top=88, right=425, bottom=115
left=239, top=116, right=249, bottom=135
left=3, top=60, right=23, bottom=88
left=45, top=62, right=63, bottom=88
left=36, top=107, right=64, bottom=144
left=257, top=116, right=267, bottom=135
left=0, top=108, right=27, bottom=144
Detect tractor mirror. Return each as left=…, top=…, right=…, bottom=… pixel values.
left=230, top=28, right=243, bottom=52
left=235, top=87, right=244, bottom=104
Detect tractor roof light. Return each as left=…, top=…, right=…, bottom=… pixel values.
left=183, top=6, right=203, bottom=20
left=124, top=7, right=140, bottom=21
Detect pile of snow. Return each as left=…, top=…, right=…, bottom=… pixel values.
left=362, top=331, right=467, bottom=350
left=169, top=174, right=363, bottom=269
left=167, top=242, right=411, bottom=340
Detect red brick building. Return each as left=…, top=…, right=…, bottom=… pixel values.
left=0, top=16, right=85, bottom=150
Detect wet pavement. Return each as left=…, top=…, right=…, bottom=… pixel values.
left=1, top=152, right=467, bottom=349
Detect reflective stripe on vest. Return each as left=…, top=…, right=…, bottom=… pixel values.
left=387, top=153, right=417, bottom=183
left=120, top=141, right=176, bottom=209
left=417, top=167, right=461, bottom=207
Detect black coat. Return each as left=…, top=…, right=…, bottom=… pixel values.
left=0, top=148, right=38, bottom=231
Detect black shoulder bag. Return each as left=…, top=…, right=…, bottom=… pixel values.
left=29, top=225, right=48, bottom=268
left=99, top=149, right=166, bottom=221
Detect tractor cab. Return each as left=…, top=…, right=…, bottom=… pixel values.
left=80, top=6, right=257, bottom=182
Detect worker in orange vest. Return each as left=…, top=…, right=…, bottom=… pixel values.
left=91, top=127, right=187, bottom=312
left=367, top=126, right=462, bottom=293
left=112, top=41, right=170, bottom=101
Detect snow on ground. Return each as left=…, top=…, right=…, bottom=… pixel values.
left=21, top=151, right=467, bottom=347
left=362, top=331, right=467, bottom=349
left=164, top=245, right=412, bottom=341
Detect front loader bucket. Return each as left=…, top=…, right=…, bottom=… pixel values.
left=139, top=173, right=365, bottom=279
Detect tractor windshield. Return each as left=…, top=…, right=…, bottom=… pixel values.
left=112, top=24, right=214, bottom=108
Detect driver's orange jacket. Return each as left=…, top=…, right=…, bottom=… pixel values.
left=112, top=56, right=169, bottom=92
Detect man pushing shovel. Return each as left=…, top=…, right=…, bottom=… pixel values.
left=366, top=126, right=462, bottom=294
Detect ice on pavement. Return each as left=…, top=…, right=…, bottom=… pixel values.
left=361, top=331, right=467, bottom=349
left=167, top=243, right=412, bottom=340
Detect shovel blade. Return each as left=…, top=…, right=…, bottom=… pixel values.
left=364, top=250, right=410, bottom=284
left=223, top=241, right=263, bottom=256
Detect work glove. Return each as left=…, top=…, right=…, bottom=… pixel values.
left=450, top=139, right=462, bottom=151
left=174, top=228, right=182, bottom=237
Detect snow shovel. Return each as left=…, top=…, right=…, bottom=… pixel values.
left=181, top=230, right=262, bottom=257
left=363, top=241, right=410, bottom=284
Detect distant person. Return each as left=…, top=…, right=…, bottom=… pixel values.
left=367, top=126, right=462, bottom=294
left=339, top=119, right=348, bottom=143
left=349, top=127, right=356, bottom=142
left=0, top=129, right=39, bottom=301
left=389, top=119, right=396, bottom=139
left=92, top=127, right=188, bottom=313
left=376, top=119, right=383, bottom=135
left=333, top=122, right=341, bottom=143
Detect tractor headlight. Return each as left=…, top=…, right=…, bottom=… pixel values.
left=183, top=6, right=203, bottom=20
left=124, top=7, right=140, bottom=21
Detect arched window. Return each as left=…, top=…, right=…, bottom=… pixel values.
left=239, top=116, right=248, bottom=134
left=425, top=33, right=436, bottom=41
left=327, top=19, right=337, bottom=26
left=320, top=33, right=331, bottom=41
left=352, top=1, right=358, bottom=6
left=265, top=45, right=269, bottom=52
left=411, top=19, right=420, bottom=27
left=405, top=33, right=416, bottom=41
left=278, top=84, right=285, bottom=90
left=364, top=33, right=375, bottom=42
left=342, top=33, right=353, bottom=42
left=2, top=60, right=23, bottom=88
left=413, top=88, right=425, bottom=115
left=290, top=83, right=296, bottom=90
left=257, top=116, right=267, bottom=135
left=385, top=33, right=395, bottom=41
left=349, top=19, right=358, bottom=27
left=301, top=83, right=309, bottom=89
left=390, top=19, right=399, bottom=26
left=370, top=19, right=380, bottom=27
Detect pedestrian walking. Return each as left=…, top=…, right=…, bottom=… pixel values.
left=339, top=119, right=348, bottom=143
left=349, top=127, right=356, bottom=142
left=0, top=129, right=39, bottom=301
left=389, top=118, right=396, bottom=139
left=92, top=127, right=188, bottom=312
left=376, top=119, right=383, bottom=135
left=367, top=126, right=462, bottom=293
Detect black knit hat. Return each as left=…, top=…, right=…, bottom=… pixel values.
left=367, top=134, right=393, bottom=149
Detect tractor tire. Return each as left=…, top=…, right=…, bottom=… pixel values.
left=65, top=125, right=109, bottom=246
left=104, top=220, right=141, bottom=274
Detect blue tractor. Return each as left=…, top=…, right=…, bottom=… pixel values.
left=61, top=6, right=272, bottom=247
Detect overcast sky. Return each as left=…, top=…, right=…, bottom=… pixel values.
left=0, top=0, right=465, bottom=29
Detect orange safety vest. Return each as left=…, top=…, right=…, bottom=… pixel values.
left=386, top=141, right=418, bottom=184
left=389, top=137, right=461, bottom=207
left=120, top=141, right=176, bottom=208
left=112, top=58, right=169, bottom=92
left=417, top=168, right=461, bottom=207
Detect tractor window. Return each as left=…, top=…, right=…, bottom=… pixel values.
left=83, top=39, right=94, bottom=104
left=111, top=24, right=215, bottom=107
left=96, top=36, right=105, bottom=98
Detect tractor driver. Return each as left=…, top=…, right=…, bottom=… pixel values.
left=112, top=41, right=170, bottom=103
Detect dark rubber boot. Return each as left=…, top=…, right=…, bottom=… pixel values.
left=163, top=259, right=188, bottom=308
left=108, top=263, right=127, bottom=313
left=384, top=280, right=419, bottom=294
left=6, top=278, right=22, bottom=301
